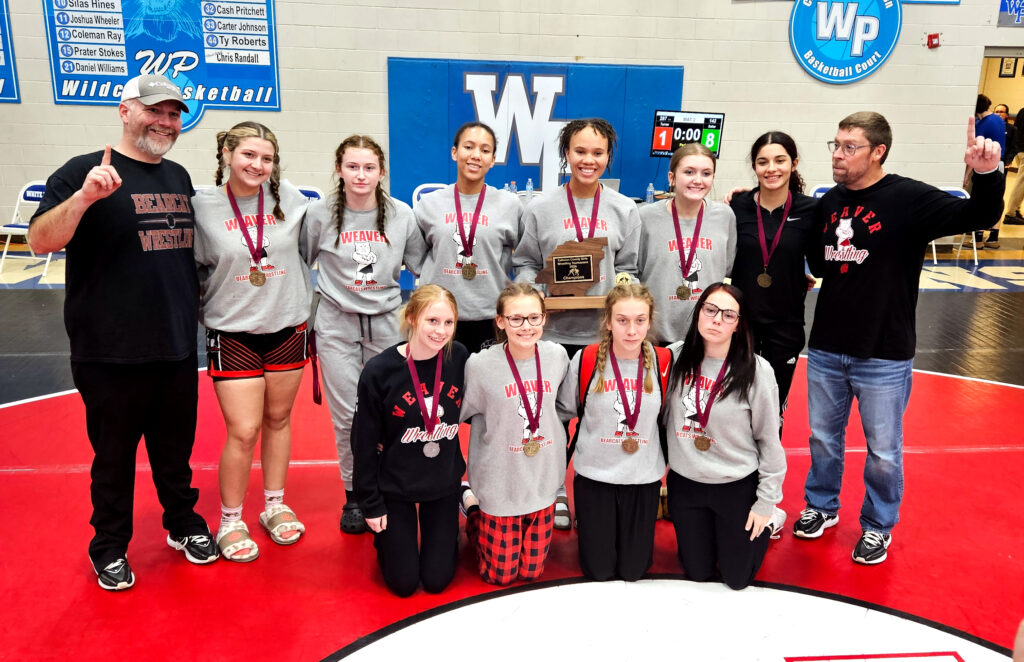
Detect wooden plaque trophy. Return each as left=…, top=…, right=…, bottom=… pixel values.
left=536, top=237, right=608, bottom=310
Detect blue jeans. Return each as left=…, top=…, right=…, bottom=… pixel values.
left=803, top=349, right=913, bottom=534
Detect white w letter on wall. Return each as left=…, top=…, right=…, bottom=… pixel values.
left=464, top=72, right=566, bottom=192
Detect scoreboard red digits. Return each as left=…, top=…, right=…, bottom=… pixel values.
left=650, top=110, right=726, bottom=159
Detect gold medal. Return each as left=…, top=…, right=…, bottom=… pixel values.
left=622, top=436, right=639, bottom=454
left=694, top=435, right=711, bottom=452
left=676, top=285, right=691, bottom=299
left=757, top=272, right=772, bottom=288
left=461, top=263, right=476, bottom=280
left=422, top=441, right=440, bottom=458
left=249, top=270, right=266, bottom=287
left=523, top=440, right=540, bottom=457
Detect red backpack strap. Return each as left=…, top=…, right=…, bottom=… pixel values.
left=654, top=345, right=672, bottom=406
left=568, top=343, right=601, bottom=462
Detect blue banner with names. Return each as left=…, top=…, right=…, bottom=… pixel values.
left=0, top=0, right=20, bottom=102
left=42, top=0, right=279, bottom=130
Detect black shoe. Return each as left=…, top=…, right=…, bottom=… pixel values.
left=792, top=508, right=839, bottom=539
left=1004, top=212, right=1024, bottom=225
left=852, top=531, right=892, bottom=565
left=340, top=502, right=367, bottom=534
left=94, top=557, right=135, bottom=591
left=167, top=532, right=219, bottom=564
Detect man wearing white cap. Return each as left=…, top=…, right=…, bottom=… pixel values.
left=29, top=74, right=218, bottom=591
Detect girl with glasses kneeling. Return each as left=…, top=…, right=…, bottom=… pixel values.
left=664, top=282, right=785, bottom=590
left=459, top=283, right=573, bottom=585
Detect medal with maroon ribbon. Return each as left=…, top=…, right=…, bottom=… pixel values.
left=406, top=349, right=444, bottom=458
left=692, top=359, right=729, bottom=451
left=671, top=200, right=704, bottom=300
left=226, top=183, right=266, bottom=287
left=754, top=191, right=793, bottom=288
left=566, top=185, right=601, bottom=242
left=609, top=346, right=643, bottom=454
left=454, top=184, right=486, bottom=280
left=504, top=344, right=543, bottom=457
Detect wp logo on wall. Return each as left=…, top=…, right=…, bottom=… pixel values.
left=790, top=0, right=903, bottom=84
left=387, top=58, right=683, bottom=203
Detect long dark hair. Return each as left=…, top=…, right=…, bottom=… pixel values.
left=749, top=131, right=805, bottom=195
left=332, top=135, right=391, bottom=248
left=669, top=282, right=756, bottom=402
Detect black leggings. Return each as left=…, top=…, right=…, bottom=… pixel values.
left=374, top=492, right=460, bottom=597
left=667, top=470, right=771, bottom=590
left=573, top=474, right=660, bottom=582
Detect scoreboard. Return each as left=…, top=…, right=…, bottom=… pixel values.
left=650, top=110, right=725, bottom=159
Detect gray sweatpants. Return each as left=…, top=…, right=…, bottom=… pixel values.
left=315, top=299, right=403, bottom=489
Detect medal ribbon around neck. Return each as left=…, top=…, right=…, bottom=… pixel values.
left=754, top=191, right=793, bottom=273
left=454, top=183, right=486, bottom=261
left=671, top=199, right=704, bottom=285
left=608, top=345, right=644, bottom=432
left=566, top=185, right=601, bottom=242
left=406, top=350, right=443, bottom=436
left=226, top=182, right=265, bottom=269
left=504, top=343, right=543, bottom=436
left=693, top=359, right=730, bottom=431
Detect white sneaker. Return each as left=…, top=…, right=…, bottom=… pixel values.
left=767, top=507, right=787, bottom=540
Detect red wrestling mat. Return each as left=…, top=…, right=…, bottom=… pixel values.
left=0, top=363, right=1021, bottom=660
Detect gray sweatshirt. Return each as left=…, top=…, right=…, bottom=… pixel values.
left=193, top=179, right=313, bottom=334
left=307, top=194, right=428, bottom=314
left=460, top=340, right=572, bottom=516
left=513, top=185, right=641, bottom=344
left=664, top=344, right=785, bottom=517
left=562, top=349, right=667, bottom=485
left=638, top=200, right=737, bottom=344
left=414, top=184, right=524, bottom=321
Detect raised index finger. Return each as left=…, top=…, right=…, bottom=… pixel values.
left=966, top=117, right=976, bottom=146
left=101, top=144, right=111, bottom=166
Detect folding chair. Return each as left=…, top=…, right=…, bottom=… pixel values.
left=411, top=183, right=446, bottom=208
left=1, top=181, right=53, bottom=276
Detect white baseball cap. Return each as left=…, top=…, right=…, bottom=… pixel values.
left=121, top=74, right=187, bottom=111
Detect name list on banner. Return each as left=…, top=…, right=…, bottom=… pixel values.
left=1, top=0, right=21, bottom=102
left=43, top=0, right=279, bottom=130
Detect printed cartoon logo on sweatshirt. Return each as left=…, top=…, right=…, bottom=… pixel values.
left=352, top=241, right=379, bottom=286
left=675, top=375, right=715, bottom=446
left=824, top=207, right=873, bottom=267
left=133, top=193, right=195, bottom=252
left=503, top=378, right=554, bottom=453
left=596, top=376, right=649, bottom=448
left=666, top=237, right=708, bottom=301
left=441, top=213, right=491, bottom=277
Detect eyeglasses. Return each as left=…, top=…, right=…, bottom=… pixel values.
left=700, top=302, right=739, bottom=323
left=503, top=313, right=546, bottom=328
left=827, top=141, right=873, bottom=157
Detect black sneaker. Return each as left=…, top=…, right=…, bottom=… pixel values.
left=792, top=508, right=839, bottom=539
left=1004, top=212, right=1024, bottom=225
left=852, top=531, right=892, bottom=564
left=167, top=532, right=219, bottom=564
left=94, top=557, right=135, bottom=591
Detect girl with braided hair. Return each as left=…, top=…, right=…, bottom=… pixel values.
left=459, top=283, right=572, bottom=585
left=562, top=284, right=669, bottom=581
left=193, top=121, right=313, bottom=562
left=307, top=135, right=428, bottom=535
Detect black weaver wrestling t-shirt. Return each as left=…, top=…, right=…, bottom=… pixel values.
left=808, top=171, right=1004, bottom=361
left=32, top=149, right=199, bottom=363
